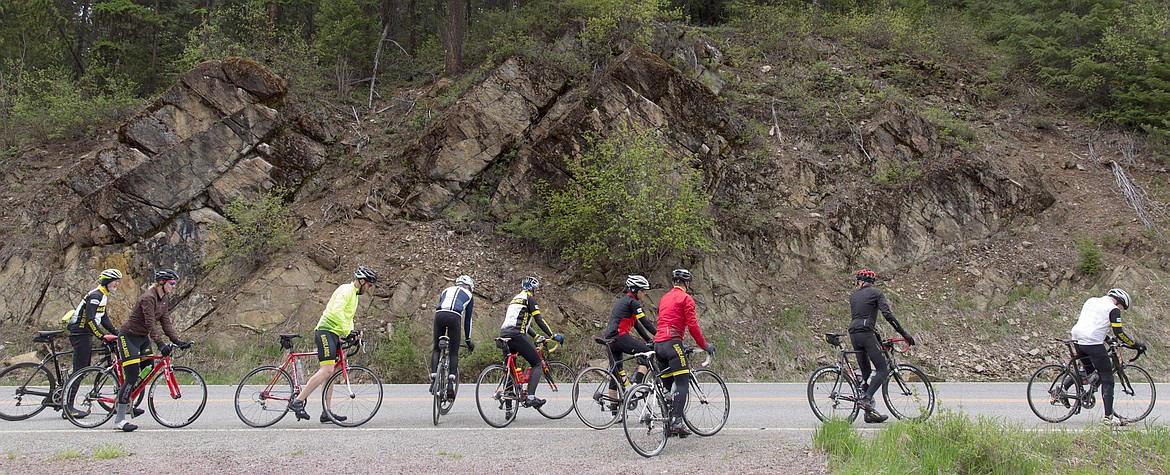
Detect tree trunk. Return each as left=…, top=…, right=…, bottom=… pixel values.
left=408, top=0, right=418, bottom=54
left=444, top=0, right=466, bottom=75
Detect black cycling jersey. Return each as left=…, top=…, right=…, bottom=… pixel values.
left=848, top=285, right=904, bottom=335
left=602, top=294, right=656, bottom=340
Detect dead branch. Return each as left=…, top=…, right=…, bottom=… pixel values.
left=1111, top=160, right=1166, bottom=235
left=770, top=98, right=784, bottom=145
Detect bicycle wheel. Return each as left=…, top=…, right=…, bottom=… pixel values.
left=323, top=365, right=383, bottom=427
left=536, top=360, right=575, bottom=419
left=622, top=383, right=668, bottom=458
left=149, top=365, right=207, bottom=428
left=1112, top=364, right=1156, bottom=423
left=433, top=356, right=449, bottom=426
left=0, top=362, right=53, bottom=421
left=475, top=365, right=518, bottom=428
left=573, top=367, right=622, bottom=430
left=62, top=366, right=116, bottom=428
left=1026, top=364, right=1080, bottom=423
left=684, top=369, right=729, bottom=436
left=883, top=364, right=935, bottom=421
left=807, top=366, right=859, bottom=423
left=234, top=365, right=294, bottom=428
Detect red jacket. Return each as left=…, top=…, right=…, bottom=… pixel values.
left=654, top=286, right=707, bottom=348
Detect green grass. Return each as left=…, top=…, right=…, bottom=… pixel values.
left=92, top=444, right=129, bottom=460
left=51, top=449, right=84, bottom=460
left=814, top=410, right=1170, bottom=474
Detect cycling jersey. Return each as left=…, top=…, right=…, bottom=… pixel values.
left=435, top=285, right=474, bottom=338
left=500, top=290, right=552, bottom=338
left=120, top=287, right=181, bottom=345
left=653, top=286, right=707, bottom=349
left=316, top=282, right=359, bottom=336
left=69, top=286, right=118, bottom=338
left=603, top=293, right=656, bottom=340
left=848, top=285, right=904, bottom=335
left=1070, top=296, right=1136, bottom=346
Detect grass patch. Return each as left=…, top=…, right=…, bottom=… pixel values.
left=814, top=410, right=1170, bottom=474
left=51, top=449, right=85, bottom=460
left=92, top=444, right=129, bottom=460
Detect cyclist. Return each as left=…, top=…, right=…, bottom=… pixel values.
left=1066, top=288, right=1147, bottom=426
left=600, top=275, right=657, bottom=410
left=113, top=269, right=192, bottom=432
left=653, top=268, right=714, bottom=437
left=499, top=275, right=563, bottom=408
left=431, top=275, right=476, bottom=400
left=64, top=268, right=123, bottom=418
left=289, top=266, right=378, bottom=423
left=848, top=268, right=916, bottom=424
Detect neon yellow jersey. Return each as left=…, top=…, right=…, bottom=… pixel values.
left=316, top=283, right=359, bottom=336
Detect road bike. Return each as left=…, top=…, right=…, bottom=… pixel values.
left=431, top=335, right=471, bottom=425
left=474, top=335, right=575, bottom=427
left=621, top=346, right=729, bottom=457
left=572, top=337, right=652, bottom=429
left=63, top=341, right=207, bottom=428
left=0, top=330, right=114, bottom=421
left=1026, top=337, right=1155, bottom=424
left=234, top=332, right=383, bottom=427
left=807, top=332, right=935, bottom=423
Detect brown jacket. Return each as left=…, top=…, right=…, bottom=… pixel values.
left=120, top=287, right=180, bottom=344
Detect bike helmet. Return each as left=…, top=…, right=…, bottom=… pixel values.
left=671, top=269, right=693, bottom=283
left=354, top=266, right=378, bottom=284
left=1106, top=288, right=1130, bottom=310
left=626, top=275, right=650, bottom=292
left=856, top=269, right=877, bottom=283
left=154, top=269, right=179, bottom=282
left=521, top=275, right=540, bottom=291
left=99, top=268, right=123, bottom=285
left=455, top=275, right=474, bottom=292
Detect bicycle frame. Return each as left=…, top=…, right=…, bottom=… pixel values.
left=501, top=338, right=560, bottom=393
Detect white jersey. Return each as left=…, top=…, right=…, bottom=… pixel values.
left=1069, top=296, right=1118, bottom=345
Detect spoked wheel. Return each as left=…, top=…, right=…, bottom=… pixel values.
left=475, top=365, right=518, bottom=428
left=573, top=367, right=622, bottom=430
left=622, top=383, right=667, bottom=457
left=433, top=356, right=449, bottom=426
left=149, top=366, right=208, bottom=428
left=233, top=365, right=293, bottom=428
left=0, top=362, right=53, bottom=421
left=63, top=366, right=117, bottom=428
left=883, top=364, right=935, bottom=421
left=1026, top=364, right=1081, bottom=423
left=807, top=366, right=859, bottom=423
left=535, top=361, right=575, bottom=419
left=684, top=369, right=729, bottom=436
left=323, top=365, right=383, bottom=427
left=1112, top=364, right=1156, bottom=423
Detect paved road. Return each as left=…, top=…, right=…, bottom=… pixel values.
left=1, top=382, right=1166, bottom=472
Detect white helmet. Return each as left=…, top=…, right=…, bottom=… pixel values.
left=1106, top=288, right=1130, bottom=310
left=99, top=269, right=123, bottom=285
left=625, top=275, right=650, bottom=292
left=455, top=275, right=474, bottom=292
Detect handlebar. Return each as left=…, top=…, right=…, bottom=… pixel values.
left=535, top=335, right=561, bottom=354
left=342, top=332, right=364, bottom=357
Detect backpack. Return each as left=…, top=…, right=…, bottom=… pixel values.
left=61, top=299, right=85, bottom=326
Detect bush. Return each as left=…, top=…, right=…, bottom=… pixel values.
left=207, top=190, right=297, bottom=272
left=3, top=64, right=139, bottom=142
left=524, top=124, right=713, bottom=269
left=1076, top=238, right=1104, bottom=275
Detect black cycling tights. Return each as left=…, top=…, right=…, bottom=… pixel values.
left=431, top=311, right=462, bottom=379
left=505, top=336, right=543, bottom=396
left=1075, top=343, right=1115, bottom=416
left=850, top=331, right=889, bottom=401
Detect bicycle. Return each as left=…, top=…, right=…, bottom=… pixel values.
left=621, top=346, right=729, bottom=457
left=234, top=332, right=383, bottom=428
left=431, top=335, right=471, bottom=426
left=62, top=341, right=207, bottom=429
left=0, top=330, right=112, bottom=421
left=807, top=332, right=935, bottom=423
left=1026, top=337, right=1155, bottom=424
left=474, top=335, right=576, bottom=427
left=572, top=337, right=650, bottom=429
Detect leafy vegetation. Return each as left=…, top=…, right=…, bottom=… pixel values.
left=206, top=190, right=297, bottom=275
left=1076, top=237, right=1105, bottom=275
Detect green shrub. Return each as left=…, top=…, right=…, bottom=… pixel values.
left=524, top=124, right=714, bottom=269
left=1076, top=238, right=1104, bottom=275
left=207, top=190, right=297, bottom=273
left=5, top=65, right=139, bottom=142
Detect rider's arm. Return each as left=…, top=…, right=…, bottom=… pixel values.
left=632, top=301, right=656, bottom=341
left=877, top=293, right=908, bottom=335
left=1109, top=308, right=1137, bottom=346
left=463, top=296, right=474, bottom=340
left=683, top=296, right=707, bottom=349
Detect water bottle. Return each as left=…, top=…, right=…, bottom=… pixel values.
left=516, top=367, right=529, bottom=384
left=138, top=365, right=152, bottom=380
left=618, top=370, right=631, bottom=387
left=293, top=358, right=306, bottom=386
left=1088, top=372, right=1100, bottom=389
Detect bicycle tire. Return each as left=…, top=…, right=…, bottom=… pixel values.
left=1112, top=364, right=1156, bottom=423
left=323, top=365, right=383, bottom=427
left=622, top=382, right=668, bottom=457
left=149, top=365, right=207, bottom=428
left=433, top=355, right=449, bottom=426
left=807, top=366, right=859, bottom=423
left=1026, top=364, right=1080, bottom=423
left=0, top=362, right=53, bottom=421
left=234, top=365, right=294, bottom=428
left=475, top=365, right=519, bottom=428
left=62, top=366, right=116, bottom=428
left=684, top=368, right=729, bottom=436
left=535, top=360, right=575, bottom=419
left=573, top=366, right=623, bottom=430
left=883, top=364, right=935, bottom=421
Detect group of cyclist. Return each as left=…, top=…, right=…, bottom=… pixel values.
left=62, top=261, right=1147, bottom=430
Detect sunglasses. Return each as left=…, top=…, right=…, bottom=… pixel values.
left=165, top=280, right=178, bottom=287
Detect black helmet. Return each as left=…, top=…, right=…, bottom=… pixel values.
left=354, top=266, right=378, bottom=284
left=671, top=269, right=692, bottom=283
left=154, top=269, right=179, bottom=282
